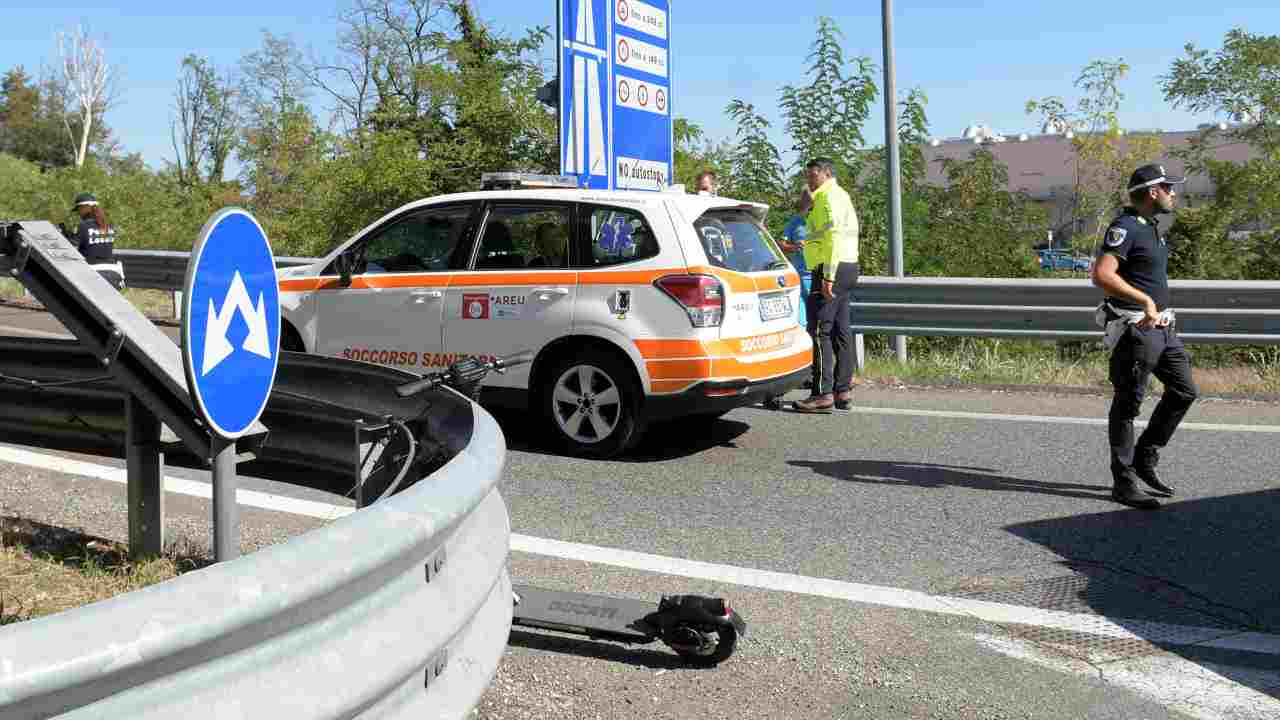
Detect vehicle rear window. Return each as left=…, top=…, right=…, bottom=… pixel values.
left=694, top=209, right=785, bottom=273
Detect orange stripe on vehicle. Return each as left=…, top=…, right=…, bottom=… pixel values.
left=280, top=274, right=452, bottom=291
left=448, top=271, right=578, bottom=287
left=635, top=328, right=805, bottom=361
left=634, top=339, right=706, bottom=358
left=645, top=359, right=714, bottom=379
left=280, top=277, right=330, bottom=292
left=279, top=265, right=799, bottom=294
left=703, top=327, right=805, bottom=357
left=698, top=267, right=756, bottom=294
left=577, top=269, right=674, bottom=286
left=753, top=270, right=801, bottom=291
left=712, top=348, right=811, bottom=380
left=650, top=379, right=697, bottom=394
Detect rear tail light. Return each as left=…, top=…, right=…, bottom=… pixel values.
left=655, top=274, right=724, bottom=327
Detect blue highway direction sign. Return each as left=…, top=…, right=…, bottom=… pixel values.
left=559, top=0, right=672, bottom=191
left=181, top=208, right=281, bottom=439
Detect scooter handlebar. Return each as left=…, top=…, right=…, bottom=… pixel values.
left=494, top=351, right=535, bottom=370
left=394, top=351, right=534, bottom=398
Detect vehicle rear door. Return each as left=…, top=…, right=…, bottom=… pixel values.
left=441, top=201, right=578, bottom=388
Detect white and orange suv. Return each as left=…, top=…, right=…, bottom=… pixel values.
left=276, top=174, right=811, bottom=457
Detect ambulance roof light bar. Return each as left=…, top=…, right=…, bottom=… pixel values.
left=480, top=172, right=581, bottom=191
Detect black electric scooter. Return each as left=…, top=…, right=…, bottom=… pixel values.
left=394, top=353, right=748, bottom=667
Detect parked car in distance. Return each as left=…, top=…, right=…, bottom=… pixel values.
left=1037, top=249, right=1090, bottom=272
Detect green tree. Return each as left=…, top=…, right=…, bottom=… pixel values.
left=722, top=100, right=785, bottom=211
left=913, top=147, right=1043, bottom=278
left=673, top=118, right=731, bottom=191
left=170, top=55, right=238, bottom=187
left=1027, top=60, right=1164, bottom=252
left=855, top=88, right=932, bottom=276
left=1162, top=29, right=1280, bottom=280
left=0, top=68, right=76, bottom=167
left=778, top=16, right=877, bottom=181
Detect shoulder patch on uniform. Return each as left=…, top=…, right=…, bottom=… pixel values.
left=1105, top=227, right=1128, bottom=247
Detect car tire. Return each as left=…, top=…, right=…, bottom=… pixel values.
left=540, top=348, right=642, bottom=459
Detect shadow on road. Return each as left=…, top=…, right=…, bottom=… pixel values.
left=1000, top=488, right=1280, bottom=701
left=493, top=408, right=751, bottom=462
left=787, top=459, right=1111, bottom=502
left=506, top=629, right=688, bottom=669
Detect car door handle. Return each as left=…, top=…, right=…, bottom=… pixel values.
left=410, top=289, right=442, bottom=303
left=532, top=287, right=569, bottom=299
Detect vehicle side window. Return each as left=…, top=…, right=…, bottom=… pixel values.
left=576, top=205, right=659, bottom=268
left=338, top=204, right=475, bottom=275
left=474, top=205, right=572, bottom=270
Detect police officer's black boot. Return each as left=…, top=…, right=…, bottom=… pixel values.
left=1133, top=444, right=1174, bottom=497
left=1112, top=468, right=1161, bottom=510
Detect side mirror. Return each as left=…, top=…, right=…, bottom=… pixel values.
left=335, top=252, right=354, bottom=288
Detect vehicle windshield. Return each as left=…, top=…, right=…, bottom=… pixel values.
left=693, top=209, right=786, bottom=273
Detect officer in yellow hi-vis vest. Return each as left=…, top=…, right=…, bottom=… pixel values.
left=792, top=158, right=860, bottom=414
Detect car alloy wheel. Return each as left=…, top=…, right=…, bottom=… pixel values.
left=552, top=364, right=621, bottom=444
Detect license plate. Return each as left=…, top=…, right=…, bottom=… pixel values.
left=758, top=291, right=792, bottom=321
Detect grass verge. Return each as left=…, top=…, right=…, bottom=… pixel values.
left=0, top=278, right=177, bottom=323
left=856, top=337, right=1280, bottom=397
left=0, top=516, right=209, bottom=626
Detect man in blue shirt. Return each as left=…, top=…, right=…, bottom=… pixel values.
left=763, top=190, right=815, bottom=410
left=779, top=188, right=813, bottom=327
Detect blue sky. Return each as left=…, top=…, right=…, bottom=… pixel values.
left=4, top=1, right=1273, bottom=173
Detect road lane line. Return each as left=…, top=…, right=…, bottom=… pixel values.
left=847, top=405, right=1280, bottom=433
left=974, top=633, right=1280, bottom=720
left=0, top=445, right=355, bottom=521
left=4, top=445, right=1279, bottom=658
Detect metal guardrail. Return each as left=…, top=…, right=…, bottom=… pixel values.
left=111, top=250, right=1280, bottom=345
left=114, top=249, right=316, bottom=292
left=0, top=339, right=512, bottom=719
left=852, top=276, right=1280, bottom=344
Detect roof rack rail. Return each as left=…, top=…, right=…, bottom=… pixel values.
left=480, top=172, right=581, bottom=191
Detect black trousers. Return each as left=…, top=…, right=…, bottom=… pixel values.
left=1108, top=324, right=1199, bottom=472
left=806, top=262, right=859, bottom=395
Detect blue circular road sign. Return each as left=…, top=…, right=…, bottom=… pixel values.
left=182, top=208, right=281, bottom=439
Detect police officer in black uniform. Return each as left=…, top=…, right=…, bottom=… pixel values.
left=1092, top=164, right=1198, bottom=510
left=71, top=192, right=124, bottom=289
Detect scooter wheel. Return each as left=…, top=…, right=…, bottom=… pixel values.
left=670, top=624, right=738, bottom=667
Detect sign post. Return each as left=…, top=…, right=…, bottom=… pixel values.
left=181, top=209, right=281, bottom=562
left=559, top=0, right=672, bottom=191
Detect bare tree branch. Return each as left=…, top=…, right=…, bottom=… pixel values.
left=56, top=26, right=113, bottom=168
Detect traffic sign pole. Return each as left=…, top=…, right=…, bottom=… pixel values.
left=182, top=207, right=281, bottom=564
left=212, top=436, right=240, bottom=562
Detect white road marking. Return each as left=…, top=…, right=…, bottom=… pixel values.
left=973, top=633, right=1280, bottom=720
left=0, top=445, right=354, bottom=522
left=847, top=405, right=1280, bottom=434
left=3, top=445, right=1278, bottom=661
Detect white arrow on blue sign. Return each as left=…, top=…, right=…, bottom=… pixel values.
left=181, top=208, right=281, bottom=439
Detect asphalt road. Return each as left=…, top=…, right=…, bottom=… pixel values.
left=3, top=303, right=1280, bottom=719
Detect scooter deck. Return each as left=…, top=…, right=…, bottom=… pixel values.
left=512, top=584, right=656, bottom=642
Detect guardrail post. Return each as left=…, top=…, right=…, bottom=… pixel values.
left=172, top=290, right=182, bottom=322
left=854, top=334, right=865, bottom=374
left=126, top=393, right=165, bottom=558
